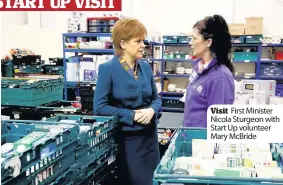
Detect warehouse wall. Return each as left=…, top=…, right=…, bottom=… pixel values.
left=133, top=0, right=283, bottom=36
left=0, top=0, right=133, bottom=59
left=1, top=0, right=283, bottom=60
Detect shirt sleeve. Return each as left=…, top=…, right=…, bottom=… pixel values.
left=93, top=63, right=135, bottom=125
left=205, top=77, right=235, bottom=108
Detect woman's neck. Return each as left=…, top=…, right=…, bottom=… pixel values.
left=122, top=55, right=135, bottom=68
left=201, top=52, right=213, bottom=63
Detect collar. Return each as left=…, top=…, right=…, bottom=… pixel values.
left=116, top=55, right=140, bottom=79
left=193, top=58, right=217, bottom=75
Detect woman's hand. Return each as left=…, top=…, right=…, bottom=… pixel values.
left=134, top=110, right=143, bottom=122
left=134, top=108, right=155, bottom=125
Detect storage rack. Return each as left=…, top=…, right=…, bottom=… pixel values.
left=62, top=33, right=160, bottom=100
left=62, top=33, right=283, bottom=112
left=62, top=33, right=114, bottom=100
left=151, top=40, right=283, bottom=113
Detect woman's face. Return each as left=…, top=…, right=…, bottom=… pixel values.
left=121, top=37, right=145, bottom=59
left=190, top=28, right=211, bottom=58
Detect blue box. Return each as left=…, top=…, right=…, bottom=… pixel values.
left=233, top=52, right=258, bottom=61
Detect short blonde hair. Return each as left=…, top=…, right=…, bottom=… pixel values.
left=112, top=18, right=147, bottom=56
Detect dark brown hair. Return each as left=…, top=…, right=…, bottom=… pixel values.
left=194, top=14, right=235, bottom=75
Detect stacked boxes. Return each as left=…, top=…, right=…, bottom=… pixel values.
left=229, top=17, right=263, bottom=44
left=12, top=55, right=42, bottom=75
left=1, top=115, right=118, bottom=185
left=1, top=77, right=64, bottom=107
left=229, top=17, right=263, bottom=36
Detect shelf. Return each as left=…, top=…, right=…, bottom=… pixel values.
left=163, top=59, right=194, bottom=62
left=144, top=40, right=162, bottom=45
left=233, top=60, right=257, bottom=63
left=161, top=92, right=184, bottom=96
left=64, top=48, right=114, bottom=54
left=65, top=81, right=79, bottom=86
left=148, top=58, right=163, bottom=61
left=63, top=32, right=112, bottom=37
left=65, top=81, right=96, bottom=85
left=162, top=107, right=184, bottom=112
left=162, top=97, right=182, bottom=100
left=262, top=44, right=283, bottom=47
left=259, top=76, right=283, bottom=80
left=163, top=74, right=190, bottom=78
left=260, top=60, right=283, bottom=63
left=164, top=43, right=190, bottom=46
left=232, top=43, right=259, bottom=47
left=234, top=76, right=256, bottom=79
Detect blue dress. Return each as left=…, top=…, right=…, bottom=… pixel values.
left=94, top=56, right=162, bottom=185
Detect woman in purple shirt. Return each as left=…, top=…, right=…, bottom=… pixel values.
left=183, top=14, right=235, bottom=127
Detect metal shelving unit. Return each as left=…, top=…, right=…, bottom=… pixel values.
left=152, top=40, right=283, bottom=113
left=64, top=48, right=114, bottom=53
left=62, top=33, right=283, bottom=112
left=62, top=32, right=114, bottom=100
left=62, top=33, right=163, bottom=100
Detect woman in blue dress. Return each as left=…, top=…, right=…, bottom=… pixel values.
left=93, top=18, right=162, bottom=185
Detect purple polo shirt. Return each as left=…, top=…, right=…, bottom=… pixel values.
left=183, top=58, right=235, bottom=127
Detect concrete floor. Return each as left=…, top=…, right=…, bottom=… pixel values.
left=158, top=112, right=184, bottom=128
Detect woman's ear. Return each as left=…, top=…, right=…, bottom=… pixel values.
left=120, top=40, right=126, bottom=50
left=206, top=38, right=212, bottom=48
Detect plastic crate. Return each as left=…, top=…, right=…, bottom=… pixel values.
left=231, top=36, right=245, bottom=44
left=48, top=58, right=64, bottom=66
left=87, top=17, right=118, bottom=33
left=1, top=60, right=14, bottom=77
left=233, top=52, right=258, bottom=61
left=76, top=144, right=118, bottom=185
left=1, top=121, right=78, bottom=185
left=1, top=77, right=63, bottom=107
left=14, top=65, right=42, bottom=74
left=153, top=127, right=283, bottom=185
left=81, top=97, right=93, bottom=113
left=79, top=83, right=95, bottom=97
left=12, top=55, right=41, bottom=66
left=36, top=100, right=81, bottom=115
left=178, top=36, right=191, bottom=44
left=1, top=120, right=78, bottom=158
left=46, top=114, right=117, bottom=145
left=163, top=36, right=178, bottom=44
left=75, top=129, right=116, bottom=167
left=2, top=144, right=76, bottom=185
left=78, top=83, right=95, bottom=112
left=1, top=100, right=80, bottom=121
left=49, top=166, right=76, bottom=185
left=43, top=65, right=64, bottom=75
left=245, top=35, right=263, bottom=43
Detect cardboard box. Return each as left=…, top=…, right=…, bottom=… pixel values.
left=228, top=24, right=245, bottom=36
left=245, top=17, right=263, bottom=35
